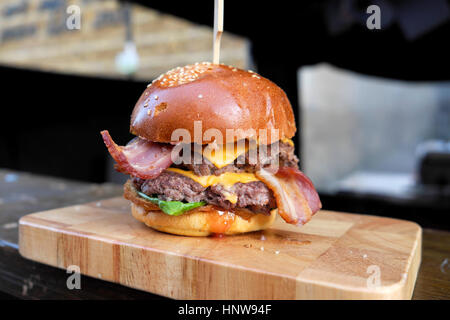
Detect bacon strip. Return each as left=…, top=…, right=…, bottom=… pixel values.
left=101, top=130, right=174, bottom=180
left=256, top=167, right=321, bottom=226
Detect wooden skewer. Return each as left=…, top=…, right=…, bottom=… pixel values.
left=213, top=0, right=224, bottom=64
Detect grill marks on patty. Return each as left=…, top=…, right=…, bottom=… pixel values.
left=132, top=141, right=298, bottom=214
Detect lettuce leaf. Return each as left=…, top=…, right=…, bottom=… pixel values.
left=137, top=191, right=206, bottom=216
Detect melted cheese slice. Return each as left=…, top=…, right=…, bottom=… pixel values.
left=166, top=168, right=259, bottom=189
left=202, top=142, right=249, bottom=169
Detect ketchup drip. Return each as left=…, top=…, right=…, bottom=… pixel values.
left=211, top=233, right=226, bottom=238
left=207, top=208, right=235, bottom=235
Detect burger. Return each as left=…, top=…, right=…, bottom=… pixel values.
left=101, top=62, right=321, bottom=236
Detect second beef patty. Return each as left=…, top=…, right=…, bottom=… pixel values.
left=133, top=172, right=276, bottom=214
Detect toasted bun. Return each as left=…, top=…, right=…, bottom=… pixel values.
left=124, top=179, right=276, bottom=236
left=131, top=203, right=277, bottom=237
left=130, top=63, right=296, bottom=144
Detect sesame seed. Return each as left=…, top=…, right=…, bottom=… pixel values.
left=275, top=250, right=280, bottom=255
left=198, top=94, right=203, bottom=99
left=155, top=63, right=213, bottom=87
left=154, top=95, right=158, bottom=100
left=260, top=247, right=264, bottom=251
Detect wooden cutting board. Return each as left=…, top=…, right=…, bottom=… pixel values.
left=18, top=197, right=421, bottom=299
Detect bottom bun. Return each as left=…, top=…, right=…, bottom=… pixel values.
left=131, top=203, right=277, bottom=237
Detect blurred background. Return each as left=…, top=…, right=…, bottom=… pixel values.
left=1, top=0, right=449, bottom=229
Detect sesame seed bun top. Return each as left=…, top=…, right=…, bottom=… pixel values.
left=130, top=62, right=296, bottom=144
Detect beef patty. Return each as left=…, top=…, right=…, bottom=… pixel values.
left=132, top=141, right=298, bottom=214
left=174, top=140, right=298, bottom=176
left=133, top=172, right=276, bottom=214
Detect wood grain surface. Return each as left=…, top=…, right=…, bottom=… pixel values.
left=18, top=197, right=422, bottom=300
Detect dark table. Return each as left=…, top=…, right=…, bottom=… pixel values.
left=0, top=169, right=449, bottom=299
